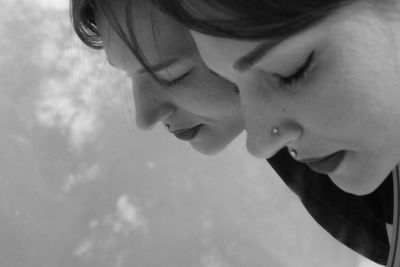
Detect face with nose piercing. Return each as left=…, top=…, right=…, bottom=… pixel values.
left=190, top=1, right=400, bottom=195
left=96, top=2, right=243, bottom=155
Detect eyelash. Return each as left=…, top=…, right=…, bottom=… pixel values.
left=122, top=69, right=192, bottom=88
left=275, top=51, right=316, bottom=87
left=161, top=69, right=193, bottom=88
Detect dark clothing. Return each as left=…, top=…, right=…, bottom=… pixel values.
left=268, top=149, right=393, bottom=265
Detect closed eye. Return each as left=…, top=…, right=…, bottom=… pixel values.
left=161, top=69, right=193, bottom=88
left=275, top=51, right=316, bottom=87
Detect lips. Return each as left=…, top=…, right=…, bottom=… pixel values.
left=300, top=150, right=346, bottom=174
left=172, top=125, right=202, bottom=141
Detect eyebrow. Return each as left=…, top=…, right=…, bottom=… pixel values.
left=107, top=58, right=179, bottom=74
left=233, top=39, right=284, bottom=72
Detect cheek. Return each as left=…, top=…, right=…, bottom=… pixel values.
left=324, top=24, right=400, bottom=133
left=284, top=52, right=363, bottom=141
left=303, top=58, right=400, bottom=150
left=337, top=53, right=400, bottom=136
left=178, top=71, right=241, bottom=117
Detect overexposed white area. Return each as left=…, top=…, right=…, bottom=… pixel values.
left=0, top=1, right=384, bottom=267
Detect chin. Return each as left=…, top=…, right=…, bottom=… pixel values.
left=329, top=168, right=392, bottom=196
left=190, top=139, right=228, bottom=155
left=330, top=176, right=378, bottom=196
left=325, top=151, right=397, bottom=195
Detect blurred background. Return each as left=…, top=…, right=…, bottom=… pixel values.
left=0, top=0, right=381, bottom=266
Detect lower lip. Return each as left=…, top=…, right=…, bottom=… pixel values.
left=174, top=125, right=202, bottom=141
left=305, top=150, right=346, bottom=174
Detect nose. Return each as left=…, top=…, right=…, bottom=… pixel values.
left=133, top=78, right=176, bottom=130
left=245, top=122, right=302, bottom=158
left=237, top=71, right=303, bottom=158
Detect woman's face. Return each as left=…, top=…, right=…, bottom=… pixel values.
left=96, top=3, right=243, bottom=155
left=190, top=1, right=400, bottom=194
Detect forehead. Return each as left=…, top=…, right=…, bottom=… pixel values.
left=190, top=5, right=354, bottom=80
left=96, top=2, right=196, bottom=72
left=191, top=31, right=257, bottom=76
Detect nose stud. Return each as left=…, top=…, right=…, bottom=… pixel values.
left=164, top=123, right=170, bottom=130
left=288, top=148, right=298, bottom=158
left=272, top=127, right=298, bottom=158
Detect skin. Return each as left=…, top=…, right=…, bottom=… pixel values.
left=189, top=0, right=400, bottom=195
left=95, top=1, right=243, bottom=155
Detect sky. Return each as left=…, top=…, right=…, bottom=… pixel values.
left=35, top=0, right=68, bottom=10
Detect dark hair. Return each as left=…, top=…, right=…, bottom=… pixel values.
left=151, top=0, right=356, bottom=41
left=70, top=0, right=101, bottom=49
left=70, top=0, right=168, bottom=84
